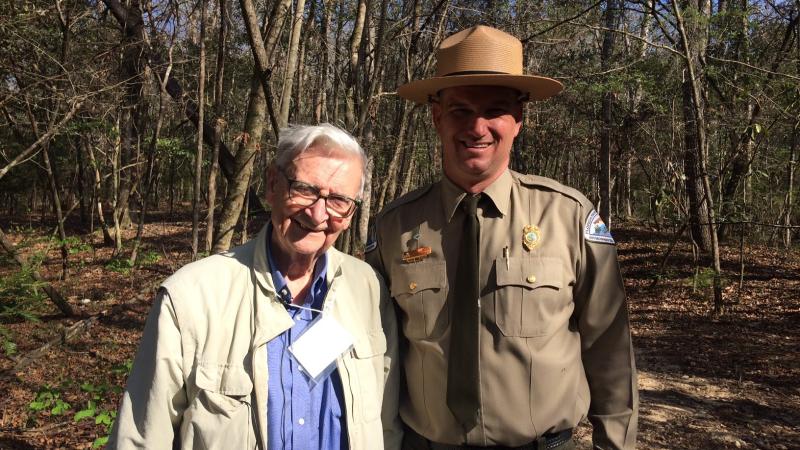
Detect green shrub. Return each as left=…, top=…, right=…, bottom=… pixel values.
left=105, top=257, right=134, bottom=275
left=29, top=386, right=71, bottom=416
left=0, top=264, right=47, bottom=322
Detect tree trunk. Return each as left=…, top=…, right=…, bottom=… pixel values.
left=192, top=0, right=208, bottom=260
left=74, top=137, right=88, bottom=228
left=344, top=0, right=367, bottom=129
left=238, top=0, right=288, bottom=141
left=784, top=122, right=799, bottom=248
left=84, top=138, right=114, bottom=246
left=599, top=0, right=620, bottom=226
left=213, top=74, right=268, bottom=252
left=672, top=0, right=723, bottom=314
left=278, top=0, right=307, bottom=127
left=315, top=0, right=335, bottom=123
left=377, top=102, right=410, bottom=210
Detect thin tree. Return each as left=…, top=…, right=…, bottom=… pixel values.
left=192, top=0, right=208, bottom=260
left=206, top=0, right=228, bottom=253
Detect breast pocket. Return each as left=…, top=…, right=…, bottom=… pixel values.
left=494, top=256, right=566, bottom=337
left=346, top=331, right=388, bottom=423
left=182, top=363, right=256, bottom=450
left=390, top=261, right=448, bottom=340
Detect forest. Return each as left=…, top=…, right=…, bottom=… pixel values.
left=0, top=0, right=798, bottom=448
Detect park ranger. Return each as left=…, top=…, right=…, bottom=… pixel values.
left=366, top=26, right=638, bottom=449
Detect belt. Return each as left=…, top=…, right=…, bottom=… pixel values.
left=405, top=427, right=573, bottom=450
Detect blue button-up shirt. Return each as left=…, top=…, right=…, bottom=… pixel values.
left=266, top=228, right=348, bottom=450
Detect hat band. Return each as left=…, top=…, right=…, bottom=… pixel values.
left=442, top=70, right=514, bottom=77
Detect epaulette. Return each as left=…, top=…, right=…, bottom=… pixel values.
left=513, top=172, right=595, bottom=211
left=375, top=182, right=435, bottom=218
left=515, top=172, right=616, bottom=244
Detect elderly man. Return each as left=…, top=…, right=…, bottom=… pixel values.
left=366, top=26, right=637, bottom=449
left=110, top=123, right=402, bottom=449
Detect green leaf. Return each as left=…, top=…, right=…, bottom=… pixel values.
left=95, top=411, right=113, bottom=427
left=2, top=339, right=16, bottom=356
left=74, top=408, right=96, bottom=422
left=28, top=400, right=47, bottom=412
left=51, top=400, right=71, bottom=415
left=92, top=436, right=109, bottom=449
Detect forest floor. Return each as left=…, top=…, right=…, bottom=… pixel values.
left=0, top=213, right=798, bottom=449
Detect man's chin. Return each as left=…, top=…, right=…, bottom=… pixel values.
left=288, top=235, right=332, bottom=255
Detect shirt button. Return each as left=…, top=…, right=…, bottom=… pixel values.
left=409, top=282, right=417, bottom=290
left=526, top=275, right=537, bottom=284
left=298, top=418, right=305, bottom=425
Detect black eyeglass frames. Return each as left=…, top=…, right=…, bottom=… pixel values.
left=279, top=169, right=360, bottom=218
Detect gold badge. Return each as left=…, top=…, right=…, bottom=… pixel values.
left=523, top=225, right=541, bottom=251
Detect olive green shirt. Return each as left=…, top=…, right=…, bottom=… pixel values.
left=366, top=170, right=637, bottom=448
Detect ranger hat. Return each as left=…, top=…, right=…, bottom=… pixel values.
left=397, top=25, right=563, bottom=104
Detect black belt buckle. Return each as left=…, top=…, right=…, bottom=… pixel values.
left=539, top=428, right=573, bottom=450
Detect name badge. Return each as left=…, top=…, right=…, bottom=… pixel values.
left=288, top=314, right=354, bottom=385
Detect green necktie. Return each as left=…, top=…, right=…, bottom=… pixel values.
left=446, top=193, right=481, bottom=430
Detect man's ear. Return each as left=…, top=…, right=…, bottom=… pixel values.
left=513, top=104, right=524, bottom=137
left=265, top=164, right=278, bottom=206
left=431, top=102, right=442, bottom=130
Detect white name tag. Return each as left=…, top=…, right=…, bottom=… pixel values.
left=288, top=314, right=354, bottom=385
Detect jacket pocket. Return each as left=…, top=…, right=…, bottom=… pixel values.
left=494, top=256, right=565, bottom=337
left=390, top=261, right=447, bottom=339
left=346, top=330, right=387, bottom=424
left=182, top=363, right=256, bottom=450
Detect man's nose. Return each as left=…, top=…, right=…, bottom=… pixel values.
left=304, top=196, right=330, bottom=222
left=466, top=115, right=490, bottom=137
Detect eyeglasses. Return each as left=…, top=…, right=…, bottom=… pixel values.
left=280, top=169, right=360, bottom=218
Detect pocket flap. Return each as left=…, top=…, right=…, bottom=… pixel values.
left=352, top=331, right=387, bottom=359
left=389, top=261, right=446, bottom=297
left=496, top=256, right=562, bottom=290
left=194, top=363, right=254, bottom=396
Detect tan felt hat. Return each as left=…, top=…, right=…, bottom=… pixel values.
left=397, top=25, right=563, bottom=104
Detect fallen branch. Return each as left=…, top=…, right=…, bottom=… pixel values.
left=4, top=279, right=161, bottom=377
left=11, top=316, right=98, bottom=373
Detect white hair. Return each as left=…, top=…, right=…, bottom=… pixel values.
left=275, top=123, right=368, bottom=196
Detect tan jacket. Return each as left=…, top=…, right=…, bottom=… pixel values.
left=109, top=225, right=402, bottom=450
left=366, top=170, right=637, bottom=449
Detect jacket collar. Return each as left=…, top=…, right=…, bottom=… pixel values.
left=250, top=225, right=347, bottom=345
left=440, top=169, right=512, bottom=222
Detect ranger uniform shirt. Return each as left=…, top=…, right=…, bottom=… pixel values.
left=366, top=170, right=637, bottom=449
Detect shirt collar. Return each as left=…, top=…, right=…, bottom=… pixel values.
left=440, top=169, right=512, bottom=222
left=265, top=223, right=328, bottom=309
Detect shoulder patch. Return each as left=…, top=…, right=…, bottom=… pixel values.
left=584, top=210, right=615, bottom=244
left=364, top=222, right=377, bottom=253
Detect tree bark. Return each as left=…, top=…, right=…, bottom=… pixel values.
left=84, top=138, right=115, bottom=246
left=599, top=0, right=620, bottom=226
left=238, top=0, right=288, bottom=141
left=41, top=145, right=69, bottom=280
left=278, top=0, right=307, bottom=127
left=672, top=0, right=723, bottom=314
left=192, top=0, right=208, bottom=260
left=213, top=75, right=267, bottom=252
left=344, top=0, right=368, bottom=129
left=784, top=122, right=799, bottom=248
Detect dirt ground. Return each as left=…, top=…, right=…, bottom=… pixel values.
left=0, top=215, right=797, bottom=449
